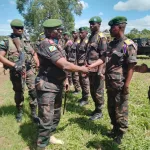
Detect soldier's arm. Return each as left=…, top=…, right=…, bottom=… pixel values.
left=124, top=45, right=137, bottom=88
left=33, top=51, right=40, bottom=67
left=87, top=37, right=107, bottom=69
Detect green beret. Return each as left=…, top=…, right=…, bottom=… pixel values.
left=72, top=29, right=79, bottom=33
left=63, top=32, right=70, bottom=36
left=89, top=16, right=102, bottom=23
left=43, top=19, right=62, bottom=28
left=10, top=19, right=24, bottom=27
left=108, top=16, right=127, bottom=26
left=79, top=27, right=88, bottom=32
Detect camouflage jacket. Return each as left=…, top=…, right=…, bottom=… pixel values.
left=67, top=38, right=80, bottom=63
left=86, top=32, right=107, bottom=72
left=37, top=38, right=66, bottom=85
left=63, top=40, right=73, bottom=60
left=0, top=33, right=35, bottom=69
left=77, top=37, right=88, bottom=65
left=104, top=36, right=137, bottom=90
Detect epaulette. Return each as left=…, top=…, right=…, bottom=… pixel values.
left=124, top=38, right=137, bottom=49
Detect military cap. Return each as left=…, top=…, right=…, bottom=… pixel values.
left=63, top=32, right=70, bottom=36
left=43, top=19, right=62, bottom=28
left=10, top=19, right=24, bottom=27
left=79, top=27, right=88, bottom=32
left=89, top=16, right=102, bottom=23
left=108, top=16, right=127, bottom=26
left=72, top=29, right=79, bottom=33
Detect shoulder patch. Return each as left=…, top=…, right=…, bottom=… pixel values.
left=49, top=46, right=57, bottom=52
left=124, top=38, right=137, bottom=50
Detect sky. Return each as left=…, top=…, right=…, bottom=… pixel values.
left=1, top=0, right=150, bottom=35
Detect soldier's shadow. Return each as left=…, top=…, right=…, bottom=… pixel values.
left=64, top=92, right=93, bottom=115
left=19, top=122, right=38, bottom=150
left=68, top=117, right=120, bottom=150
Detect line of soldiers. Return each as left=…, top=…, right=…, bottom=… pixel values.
left=0, top=15, right=141, bottom=150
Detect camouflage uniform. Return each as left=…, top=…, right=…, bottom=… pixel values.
left=86, top=32, right=107, bottom=113
left=77, top=37, right=89, bottom=101
left=36, top=37, right=66, bottom=148
left=63, top=39, right=73, bottom=85
left=67, top=38, right=81, bottom=92
left=0, top=33, right=37, bottom=119
left=104, top=36, right=137, bottom=133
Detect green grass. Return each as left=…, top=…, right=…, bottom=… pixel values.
left=0, top=57, right=150, bottom=150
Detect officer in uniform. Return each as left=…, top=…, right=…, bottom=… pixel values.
left=67, top=29, right=81, bottom=94
left=86, top=16, right=107, bottom=120
left=0, top=19, right=39, bottom=122
left=35, top=19, right=88, bottom=150
left=77, top=27, right=89, bottom=106
left=88, top=16, right=137, bottom=144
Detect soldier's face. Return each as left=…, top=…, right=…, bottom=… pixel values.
left=63, top=35, right=69, bottom=40
left=72, top=32, right=78, bottom=39
left=110, top=25, right=120, bottom=37
left=12, top=26, right=24, bottom=36
left=45, top=28, right=59, bottom=39
left=90, top=22, right=100, bottom=32
left=79, top=31, right=87, bottom=39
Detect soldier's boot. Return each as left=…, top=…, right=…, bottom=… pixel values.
left=113, top=130, right=124, bottom=145
left=107, top=127, right=117, bottom=138
left=16, top=106, right=23, bottom=122
left=89, top=110, right=103, bottom=121
left=49, top=136, right=64, bottom=145
left=30, top=104, right=39, bottom=124
left=72, top=89, right=80, bottom=95
left=78, top=98, right=89, bottom=106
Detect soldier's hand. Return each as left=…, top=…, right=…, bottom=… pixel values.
left=123, top=86, right=129, bottom=95
left=14, top=60, right=23, bottom=72
left=80, top=66, right=89, bottom=73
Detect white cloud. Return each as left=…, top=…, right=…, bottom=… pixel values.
left=9, top=0, right=15, bottom=5
left=0, top=24, right=11, bottom=36
left=127, top=15, right=150, bottom=32
left=114, top=0, right=150, bottom=11
left=99, top=12, right=103, bottom=16
left=79, top=0, right=89, bottom=9
left=7, top=19, right=12, bottom=23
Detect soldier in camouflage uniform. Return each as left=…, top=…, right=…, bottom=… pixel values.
left=67, top=30, right=81, bottom=94
left=63, top=32, right=73, bottom=85
left=88, top=16, right=137, bottom=144
left=77, top=27, right=89, bottom=106
left=35, top=19, right=88, bottom=150
left=0, top=19, right=39, bottom=122
left=86, top=16, right=107, bottom=120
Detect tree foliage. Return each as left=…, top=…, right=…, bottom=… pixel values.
left=126, top=28, right=150, bottom=39
left=16, top=0, right=83, bottom=41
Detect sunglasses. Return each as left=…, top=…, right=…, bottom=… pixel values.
left=14, top=27, right=24, bottom=30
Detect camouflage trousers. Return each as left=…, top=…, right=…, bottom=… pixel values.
left=89, top=72, right=104, bottom=112
left=10, top=68, right=37, bottom=110
left=35, top=78, right=63, bottom=148
left=79, top=72, right=89, bottom=101
left=107, top=88, right=128, bottom=133
left=68, top=71, right=80, bottom=91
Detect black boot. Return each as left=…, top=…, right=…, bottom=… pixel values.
left=78, top=98, right=89, bottom=106
left=16, top=106, right=23, bottom=122
left=30, top=104, right=39, bottom=123
left=113, top=130, right=124, bottom=144
left=107, top=127, right=117, bottom=138
left=89, top=110, right=103, bottom=121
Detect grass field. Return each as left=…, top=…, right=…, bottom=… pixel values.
left=0, top=57, right=150, bottom=150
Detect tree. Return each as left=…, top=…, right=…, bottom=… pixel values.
left=16, top=0, right=83, bottom=41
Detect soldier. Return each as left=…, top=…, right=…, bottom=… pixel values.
left=35, top=19, right=88, bottom=150
left=67, top=29, right=81, bottom=94
left=107, top=36, right=111, bottom=45
left=86, top=16, right=107, bottom=120
left=0, top=19, right=39, bottom=122
left=77, top=27, right=89, bottom=106
left=88, top=16, right=137, bottom=144
left=63, top=32, right=73, bottom=85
